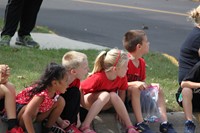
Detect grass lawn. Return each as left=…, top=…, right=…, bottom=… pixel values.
left=0, top=18, right=181, bottom=112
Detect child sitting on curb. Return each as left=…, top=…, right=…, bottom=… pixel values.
left=16, top=62, right=69, bottom=133
left=0, top=64, right=24, bottom=133
left=176, top=61, right=200, bottom=133
left=59, top=51, right=89, bottom=132
left=80, top=48, right=138, bottom=133
left=122, top=30, right=176, bottom=133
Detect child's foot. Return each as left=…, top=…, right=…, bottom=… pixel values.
left=79, top=125, right=96, bottom=133
left=65, top=123, right=82, bottom=133
left=184, top=120, right=196, bottom=133
left=159, top=122, right=177, bottom=133
left=135, top=122, right=155, bottom=133
left=127, top=126, right=139, bottom=133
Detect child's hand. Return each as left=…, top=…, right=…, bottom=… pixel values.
left=115, top=113, right=125, bottom=126
left=129, top=81, right=147, bottom=91
left=0, top=64, right=10, bottom=84
left=60, top=120, right=70, bottom=129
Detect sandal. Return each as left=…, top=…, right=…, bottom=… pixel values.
left=127, top=126, right=138, bottom=133
left=79, top=125, right=96, bottom=133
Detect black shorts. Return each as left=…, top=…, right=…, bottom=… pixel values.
left=16, top=103, right=25, bottom=115
left=0, top=98, right=5, bottom=112
left=176, top=91, right=200, bottom=112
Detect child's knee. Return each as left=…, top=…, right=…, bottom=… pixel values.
left=0, top=83, right=16, bottom=96
left=182, top=88, right=192, bottom=97
left=110, top=92, right=120, bottom=101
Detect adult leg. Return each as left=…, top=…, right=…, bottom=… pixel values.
left=1, top=0, right=24, bottom=37
left=18, top=0, right=43, bottom=36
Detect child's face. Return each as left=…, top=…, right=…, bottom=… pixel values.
left=116, top=60, right=128, bottom=78
left=140, top=35, right=150, bottom=55
left=57, top=73, right=69, bottom=94
left=74, top=60, right=89, bottom=80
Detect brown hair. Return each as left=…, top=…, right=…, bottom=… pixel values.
left=123, top=30, right=146, bottom=53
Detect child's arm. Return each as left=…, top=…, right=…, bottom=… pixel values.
left=181, top=81, right=200, bottom=89
left=22, top=96, right=43, bottom=133
left=76, top=113, right=81, bottom=128
left=128, top=81, right=147, bottom=90
left=79, top=88, right=86, bottom=107
left=118, top=90, right=126, bottom=102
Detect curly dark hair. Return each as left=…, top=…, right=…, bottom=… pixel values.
left=28, top=62, right=67, bottom=97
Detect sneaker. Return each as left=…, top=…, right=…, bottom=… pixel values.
left=50, top=125, right=65, bottom=133
left=160, top=122, right=177, bottom=133
left=6, top=126, right=24, bottom=133
left=184, top=120, right=196, bottom=133
left=135, top=122, right=155, bottom=133
left=0, top=35, right=11, bottom=46
left=15, top=35, right=39, bottom=48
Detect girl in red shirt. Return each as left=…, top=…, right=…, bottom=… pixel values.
left=80, top=48, right=138, bottom=133
left=16, top=62, right=69, bottom=133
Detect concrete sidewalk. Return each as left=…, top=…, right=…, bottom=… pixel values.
left=9, top=33, right=109, bottom=50
left=1, top=33, right=200, bottom=133
left=94, top=112, right=200, bottom=133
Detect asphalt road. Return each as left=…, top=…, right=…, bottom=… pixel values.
left=0, top=0, right=198, bottom=59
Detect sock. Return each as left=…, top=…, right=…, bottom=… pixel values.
left=161, top=121, right=168, bottom=125
left=7, top=119, right=17, bottom=130
left=186, top=120, right=193, bottom=123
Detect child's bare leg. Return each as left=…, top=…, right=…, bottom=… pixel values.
left=0, top=83, right=16, bottom=119
left=81, top=91, right=110, bottom=127
left=109, top=92, right=132, bottom=127
left=157, top=88, right=167, bottom=122
left=182, top=87, right=193, bottom=120
left=128, top=87, right=143, bottom=123
left=37, top=96, right=65, bottom=128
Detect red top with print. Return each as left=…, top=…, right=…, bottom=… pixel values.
left=81, top=71, right=128, bottom=94
left=16, top=86, right=59, bottom=113
left=126, top=58, right=146, bottom=82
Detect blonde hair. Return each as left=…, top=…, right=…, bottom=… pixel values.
left=90, top=48, right=128, bottom=75
left=62, top=51, right=87, bottom=70
left=188, top=5, right=200, bottom=26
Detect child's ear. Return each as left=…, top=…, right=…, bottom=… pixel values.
left=52, top=80, right=58, bottom=86
left=71, top=69, right=77, bottom=75
left=137, top=43, right=142, bottom=48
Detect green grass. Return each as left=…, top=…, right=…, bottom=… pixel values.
left=0, top=18, right=181, bottom=112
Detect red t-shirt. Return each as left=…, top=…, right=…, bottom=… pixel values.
left=69, top=78, right=80, bottom=88
left=81, top=71, right=128, bottom=94
left=126, top=58, right=146, bottom=82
